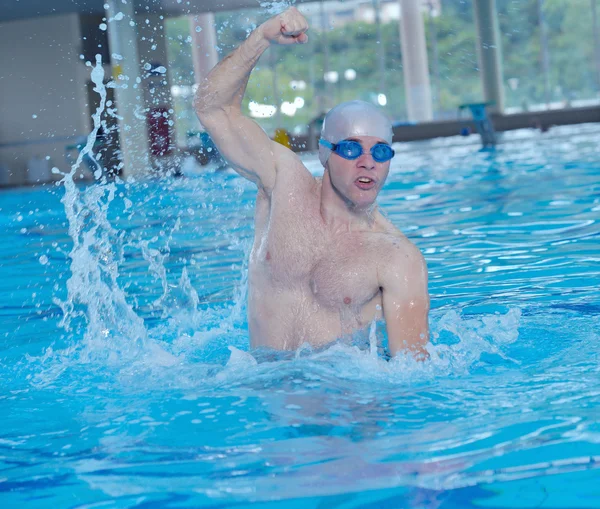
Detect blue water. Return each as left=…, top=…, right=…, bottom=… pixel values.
left=1, top=124, right=599, bottom=508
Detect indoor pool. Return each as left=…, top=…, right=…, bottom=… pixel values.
left=1, top=122, right=599, bottom=508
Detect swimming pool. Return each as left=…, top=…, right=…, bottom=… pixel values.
left=1, top=123, right=599, bottom=507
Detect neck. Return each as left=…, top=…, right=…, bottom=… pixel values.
left=319, top=169, right=377, bottom=230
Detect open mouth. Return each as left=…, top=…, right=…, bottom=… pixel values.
left=355, top=176, right=376, bottom=189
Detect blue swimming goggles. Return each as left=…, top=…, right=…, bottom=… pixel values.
left=319, top=139, right=395, bottom=163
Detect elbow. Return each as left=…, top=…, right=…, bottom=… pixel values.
left=193, top=95, right=212, bottom=121
left=194, top=97, right=233, bottom=129
left=193, top=84, right=218, bottom=121
left=194, top=102, right=221, bottom=133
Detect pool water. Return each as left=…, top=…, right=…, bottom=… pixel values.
left=1, top=124, right=599, bottom=508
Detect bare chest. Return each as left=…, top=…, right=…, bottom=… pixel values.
left=251, top=196, right=381, bottom=311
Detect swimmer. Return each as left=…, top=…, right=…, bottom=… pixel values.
left=194, top=7, right=429, bottom=358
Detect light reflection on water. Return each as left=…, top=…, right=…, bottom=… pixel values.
left=0, top=124, right=599, bottom=507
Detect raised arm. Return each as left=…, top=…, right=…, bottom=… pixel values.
left=379, top=240, right=430, bottom=359
left=193, top=7, right=308, bottom=194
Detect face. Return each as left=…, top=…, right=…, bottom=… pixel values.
left=325, top=135, right=392, bottom=210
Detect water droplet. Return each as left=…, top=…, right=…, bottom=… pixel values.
left=39, top=255, right=49, bottom=265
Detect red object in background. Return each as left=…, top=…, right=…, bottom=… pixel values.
left=147, top=107, right=172, bottom=156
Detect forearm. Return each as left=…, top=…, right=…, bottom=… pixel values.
left=194, top=28, right=269, bottom=115
left=384, top=295, right=430, bottom=359
left=388, top=325, right=429, bottom=360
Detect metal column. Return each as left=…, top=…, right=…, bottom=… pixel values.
left=190, top=13, right=219, bottom=84
left=473, top=0, right=505, bottom=113
left=399, top=0, right=433, bottom=122
left=104, top=0, right=150, bottom=177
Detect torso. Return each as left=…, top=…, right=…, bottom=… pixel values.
left=247, top=158, right=400, bottom=351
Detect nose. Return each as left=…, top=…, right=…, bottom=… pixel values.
left=357, top=151, right=376, bottom=170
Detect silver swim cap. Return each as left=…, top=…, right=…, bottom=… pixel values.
left=318, top=100, right=393, bottom=167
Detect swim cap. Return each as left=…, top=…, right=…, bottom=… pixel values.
left=319, top=100, right=393, bottom=167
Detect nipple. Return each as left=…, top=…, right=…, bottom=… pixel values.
left=343, top=297, right=352, bottom=305
left=266, top=251, right=271, bottom=261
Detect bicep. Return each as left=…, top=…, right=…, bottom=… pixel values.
left=199, top=109, right=283, bottom=192
left=383, top=291, right=429, bottom=358
left=381, top=248, right=430, bottom=357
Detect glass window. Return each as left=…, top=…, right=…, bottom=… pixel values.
left=425, top=0, right=483, bottom=118
left=165, top=0, right=600, bottom=142
left=499, top=0, right=598, bottom=112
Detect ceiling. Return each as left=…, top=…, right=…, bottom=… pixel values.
left=2, top=0, right=316, bottom=23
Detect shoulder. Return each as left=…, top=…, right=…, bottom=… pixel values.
left=380, top=234, right=426, bottom=267
left=271, top=143, right=318, bottom=191
left=254, top=145, right=317, bottom=202
left=370, top=211, right=423, bottom=261
left=273, top=143, right=312, bottom=174
left=374, top=229, right=427, bottom=287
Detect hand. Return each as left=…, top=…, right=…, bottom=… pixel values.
left=258, top=7, right=309, bottom=45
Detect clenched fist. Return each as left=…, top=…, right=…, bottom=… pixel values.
left=258, top=7, right=309, bottom=45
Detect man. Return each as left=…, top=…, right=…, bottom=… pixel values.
left=194, top=7, right=429, bottom=358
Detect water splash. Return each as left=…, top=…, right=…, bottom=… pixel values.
left=138, top=216, right=182, bottom=310
left=54, top=55, right=148, bottom=352
left=369, top=319, right=377, bottom=357
left=426, top=308, right=522, bottom=374
left=155, top=307, right=524, bottom=391
left=259, top=1, right=294, bottom=15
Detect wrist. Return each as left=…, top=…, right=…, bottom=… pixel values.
left=238, top=27, right=270, bottom=63
left=251, top=24, right=271, bottom=51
